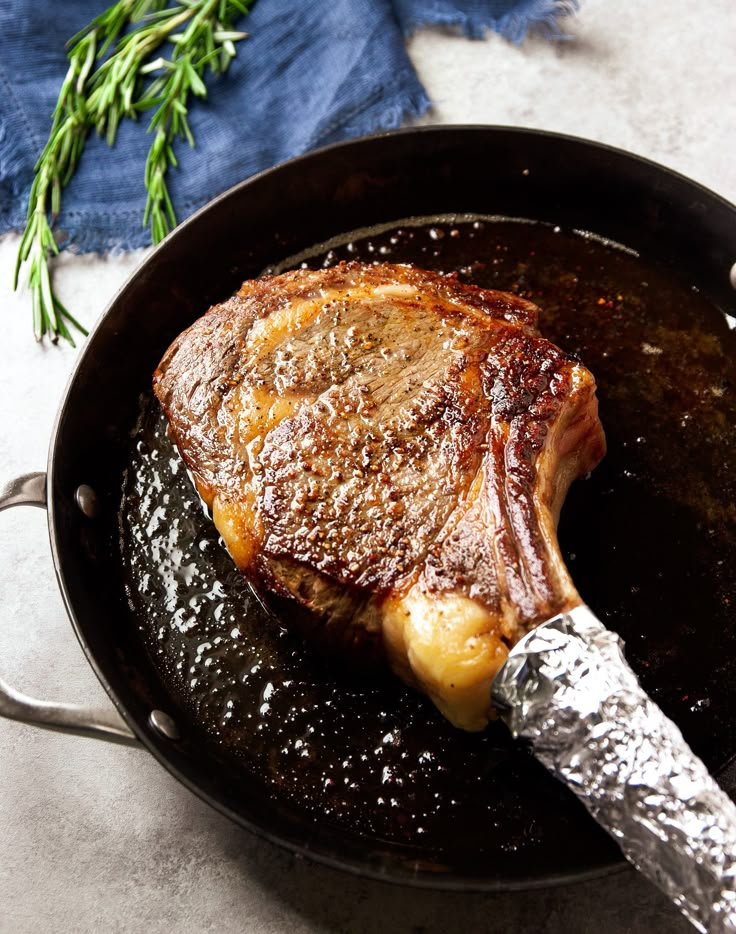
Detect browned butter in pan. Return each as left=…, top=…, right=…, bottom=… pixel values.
left=120, top=217, right=736, bottom=864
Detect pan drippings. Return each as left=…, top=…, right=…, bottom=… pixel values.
left=120, top=218, right=736, bottom=856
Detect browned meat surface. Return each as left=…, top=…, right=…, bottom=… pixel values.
left=153, top=262, right=605, bottom=730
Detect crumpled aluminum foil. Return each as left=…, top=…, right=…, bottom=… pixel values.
left=492, top=605, right=736, bottom=933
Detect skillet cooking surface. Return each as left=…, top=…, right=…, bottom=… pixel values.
left=118, top=216, right=736, bottom=884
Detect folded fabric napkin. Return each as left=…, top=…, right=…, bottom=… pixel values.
left=0, top=0, right=577, bottom=254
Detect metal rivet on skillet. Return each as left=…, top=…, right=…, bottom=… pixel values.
left=149, top=709, right=181, bottom=741
left=75, top=484, right=99, bottom=518
left=730, top=262, right=736, bottom=289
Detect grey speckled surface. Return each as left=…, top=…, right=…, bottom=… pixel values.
left=1, top=1, right=734, bottom=931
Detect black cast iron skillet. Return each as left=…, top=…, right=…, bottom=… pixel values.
left=2, top=126, right=736, bottom=892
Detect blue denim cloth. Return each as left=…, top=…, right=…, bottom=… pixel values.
left=0, top=0, right=576, bottom=252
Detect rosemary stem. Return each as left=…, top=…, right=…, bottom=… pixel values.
left=13, top=0, right=250, bottom=346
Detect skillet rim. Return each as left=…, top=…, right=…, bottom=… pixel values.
left=42, top=124, right=736, bottom=892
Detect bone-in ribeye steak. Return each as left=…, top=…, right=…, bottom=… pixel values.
left=153, top=262, right=606, bottom=730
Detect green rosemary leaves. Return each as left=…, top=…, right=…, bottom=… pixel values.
left=14, top=0, right=250, bottom=344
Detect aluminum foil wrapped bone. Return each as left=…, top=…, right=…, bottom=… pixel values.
left=492, top=604, right=736, bottom=933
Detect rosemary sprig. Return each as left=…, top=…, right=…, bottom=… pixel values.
left=138, top=2, right=249, bottom=244
left=14, top=0, right=250, bottom=345
left=13, top=0, right=164, bottom=344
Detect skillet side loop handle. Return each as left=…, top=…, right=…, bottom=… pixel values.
left=0, top=473, right=139, bottom=747
left=492, top=605, right=736, bottom=934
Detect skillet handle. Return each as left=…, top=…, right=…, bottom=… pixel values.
left=0, top=473, right=139, bottom=747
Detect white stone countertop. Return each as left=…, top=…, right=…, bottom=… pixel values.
left=1, top=1, right=734, bottom=931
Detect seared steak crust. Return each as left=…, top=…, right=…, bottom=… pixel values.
left=154, top=262, right=605, bottom=729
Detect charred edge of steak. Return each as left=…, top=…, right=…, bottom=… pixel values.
left=254, top=573, right=389, bottom=678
